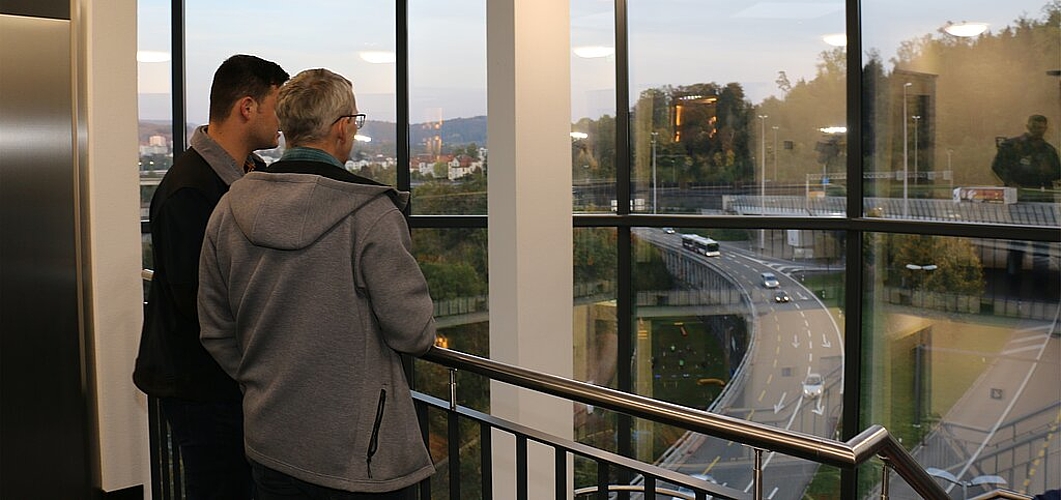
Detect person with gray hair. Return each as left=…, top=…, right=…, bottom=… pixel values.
left=198, top=68, right=437, bottom=499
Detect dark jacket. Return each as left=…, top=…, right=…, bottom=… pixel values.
left=134, top=126, right=255, bottom=401
left=198, top=157, right=437, bottom=492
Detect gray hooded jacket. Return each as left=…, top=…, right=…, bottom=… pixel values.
left=198, top=163, right=436, bottom=492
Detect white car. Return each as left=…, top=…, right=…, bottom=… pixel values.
left=671, top=473, right=717, bottom=500
left=760, top=272, right=780, bottom=288
left=802, top=373, right=824, bottom=399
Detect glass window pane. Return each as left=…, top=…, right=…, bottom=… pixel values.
left=574, top=228, right=619, bottom=459
left=629, top=1, right=846, bottom=215
left=138, top=0, right=170, bottom=301
left=138, top=0, right=171, bottom=219
left=410, top=227, right=489, bottom=499
left=862, top=0, right=1060, bottom=221
left=186, top=1, right=397, bottom=183
left=409, top=0, right=487, bottom=215
left=864, top=233, right=1060, bottom=497
left=632, top=227, right=846, bottom=488
left=571, top=0, right=617, bottom=213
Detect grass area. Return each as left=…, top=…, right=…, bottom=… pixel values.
left=803, top=464, right=843, bottom=500
left=649, top=317, right=730, bottom=412
left=801, top=272, right=844, bottom=307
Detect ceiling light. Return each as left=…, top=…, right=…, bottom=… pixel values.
left=822, top=33, right=847, bottom=47
left=573, top=46, right=614, bottom=59
left=137, top=50, right=171, bottom=63
left=358, top=51, right=396, bottom=64
left=943, top=22, right=988, bottom=37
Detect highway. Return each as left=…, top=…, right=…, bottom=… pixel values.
left=636, top=229, right=844, bottom=500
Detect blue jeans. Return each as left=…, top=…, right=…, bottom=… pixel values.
left=251, top=460, right=416, bottom=500
left=159, top=397, right=253, bottom=500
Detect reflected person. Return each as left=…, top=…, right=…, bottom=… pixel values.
left=991, top=114, right=1060, bottom=198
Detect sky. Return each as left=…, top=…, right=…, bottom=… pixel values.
left=137, top=0, right=1050, bottom=125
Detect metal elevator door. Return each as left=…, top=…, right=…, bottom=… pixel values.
left=0, top=12, right=90, bottom=498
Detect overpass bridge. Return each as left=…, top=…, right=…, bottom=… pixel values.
left=724, top=195, right=1059, bottom=227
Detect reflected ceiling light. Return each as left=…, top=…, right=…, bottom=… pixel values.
left=570, top=132, right=589, bottom=139
left=943, top=21, right=988, bottom=37
left=358, top=51, right=396, bottom=64
left=822, top=33, right=847, bottom=47
left=355, top=134, right=372, bottom=143
left=573, top=45, right=614, bottom=58
left=137, top=50, right=171, bottom=63
left=819, top=126, right=847, bottom=134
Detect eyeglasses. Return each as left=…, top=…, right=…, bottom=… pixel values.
left=332, top=113, right=366, bottom=128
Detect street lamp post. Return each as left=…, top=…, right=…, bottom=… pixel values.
left=926, top=468, right=1007, bottom=499
left=947, top=148, right=954, bottom=189
left=905, top=263, right=937, bottom=308
left=913, top=115, right=921, bottom=188
left=651, top=132, right=658, bottom=213
left=902, top=82, right=912, bottom=217
left=758, top=115, right=768, bottom=251
left=772, top=125, right=779, bottom=181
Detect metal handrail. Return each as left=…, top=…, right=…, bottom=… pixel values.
left=421, top=346, right=951, bottom=500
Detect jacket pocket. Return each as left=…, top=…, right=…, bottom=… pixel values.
left=366, top=388, right=387, bottom=478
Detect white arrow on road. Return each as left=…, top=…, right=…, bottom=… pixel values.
left=792, top=335, right=800, bottom=348
left=812, top=398, right=825, bottom=415
left=822, top=334, right=832, bottom=349
left=773, top=392, right=788, bottom=413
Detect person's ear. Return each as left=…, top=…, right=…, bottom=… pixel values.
left=236, top=96, right=256, bottom=121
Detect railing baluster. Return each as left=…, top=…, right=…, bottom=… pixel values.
left=753, top=448, right=764, bottom=500
left=517, top=436, right=528, bottom=500
left=880, top=460, right=892, bottom=500
left=415, top=401, right=431, bottom=499
left=448, top=408, right=461, bottom=500
left=597, top=461, right=610, bottom=500
left=448, top=368, right=458, bottom=410
left=554, top=446, right=566, bottom=500
left=480, top=421, right=492, bottom=499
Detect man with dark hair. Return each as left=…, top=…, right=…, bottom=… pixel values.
left=991, top=114, right=1061, bottom=192
left=198, top=68, right=437, bottom=499
left=134, top=54, right=289, bottom=500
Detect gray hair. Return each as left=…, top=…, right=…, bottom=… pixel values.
left=276, top=68, right=356, bottom=146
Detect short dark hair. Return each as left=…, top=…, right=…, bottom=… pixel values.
left=208, top=54, right=289, bottom=123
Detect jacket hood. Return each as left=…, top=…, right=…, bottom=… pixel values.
left=225, top=172, right=408, bottom=250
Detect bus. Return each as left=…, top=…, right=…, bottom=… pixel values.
left=681, top=234, right=721, bottom=257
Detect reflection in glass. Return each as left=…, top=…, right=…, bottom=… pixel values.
left=411, top=227, right=489, bottom=498
left=631, top=227, right=846, bottom=494
left=137, top=0, right=172, bottom=220
left=573, top=228, right=619, bottom=491
left=409, top=0, right=487, bottom=215
left=571, top=0, right=617, bottom=213
left=863, top=1, right=1060, bottom=221
left=864, top=233, right=1060, bottom=497
left=185, top=1, right=398, bottom=184
left=627, top=0, right=846, bottom=215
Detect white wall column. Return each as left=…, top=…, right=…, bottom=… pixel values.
left=77, top=0, right=149, bottom=494
left=487, top=0, right=574, bottom=498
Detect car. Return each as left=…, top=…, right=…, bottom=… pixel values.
left=662, top=227, right=676, bottom=234
left=802, top=373, right=824, bottom=399
left=671, top=473, right=717, bottom=500
left=760, top=272, right=780, bottom=288
left=773, top=290, right=791, bottom=303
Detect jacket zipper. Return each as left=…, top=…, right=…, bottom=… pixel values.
left=366, top=389, right=387, bottom=478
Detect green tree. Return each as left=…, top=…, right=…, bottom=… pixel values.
left=888, top=234, right=984, bottom=295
